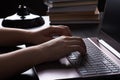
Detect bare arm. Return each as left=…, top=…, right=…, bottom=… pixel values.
left=0, top=46, right=39, bottom=80
left=0, top=27, right=31, bottom=46
left=0, top=36, right=86, bottom=80
left=0, top=26, right=86, bottom=80
left=0, top=25, right=71, bottom=46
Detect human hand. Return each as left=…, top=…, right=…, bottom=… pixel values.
left=36, top=36, right=86, bottom=63
left=27, top=25, right=72, bottom=45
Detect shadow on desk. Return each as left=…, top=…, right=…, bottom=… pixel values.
left=0, top=47, right=39, bottom=80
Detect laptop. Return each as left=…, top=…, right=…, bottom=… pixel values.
left=67, top=0, right=120, bottom=79
left=66, top=38, right=120, bottom=80
left=36, top=0, right=120, bottom=80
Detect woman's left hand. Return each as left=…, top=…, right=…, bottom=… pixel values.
left=28, top=25, right=72, bottom=45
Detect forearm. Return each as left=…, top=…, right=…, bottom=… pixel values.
left=0, top=28, right=31, bottom=46
left=0, top=45, right=43, bottom=80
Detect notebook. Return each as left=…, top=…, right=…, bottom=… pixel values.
left=36, top=0, right=120, bottom=80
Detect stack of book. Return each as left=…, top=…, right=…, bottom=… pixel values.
left=47, top=0, right=100, bottom=24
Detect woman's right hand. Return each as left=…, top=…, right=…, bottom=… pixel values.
left=36, top=36, right=86, bottom=63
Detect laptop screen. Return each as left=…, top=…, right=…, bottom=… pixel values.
left=101, top=0, right=120, bottom=42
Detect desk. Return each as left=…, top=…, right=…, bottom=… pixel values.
left=0, top=16, right=120, bottom=80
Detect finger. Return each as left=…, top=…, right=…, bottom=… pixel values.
left=50, top=25, right=72, bottom=36
left=68, top=37, right=86, bottom=54
left=65, top=40, right=83, bottom=46
left=68, top=44, right=86, bottom=56
left=64, top=37, right=86, bottom=50
left=65, top=36, right=83, bottom=41
left=80, top=39, right=87, bottom=54
left=60, top=36, right=86, bottom=54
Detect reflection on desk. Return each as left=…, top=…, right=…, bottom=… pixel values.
left=36, top=60, right=80, bottom=80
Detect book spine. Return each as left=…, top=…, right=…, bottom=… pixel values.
left=50, top=16, right=99, bottom=21
left=50, top=0, right=97, bottom=3
left=48, top=4, right=97, bottom=13
left=53, top=1, right=98, bottom=8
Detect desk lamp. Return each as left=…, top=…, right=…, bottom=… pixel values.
left=2, top=0, right=48, bottom=29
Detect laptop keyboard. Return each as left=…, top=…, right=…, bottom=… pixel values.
left=67, top=39, right=120, bottom=76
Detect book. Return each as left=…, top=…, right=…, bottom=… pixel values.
left=48, top=8, right=99, bottom=16
left=48, top=4, right=97, bottom=13
left=50, top=15, right=99, bottom=21
left=48, top=0, right=99, bottom=24
left=50, top=20, right=100, bottom=24
left=49, top=8, right=99, bottom=20
left=49, top=0, right=97, bottom=3
left=49, top=7, right=100, bottom=24
left=52, top=1, right=98, bottom=8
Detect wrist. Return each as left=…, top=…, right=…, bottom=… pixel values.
left=22, top=30, right=33, bottom=44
